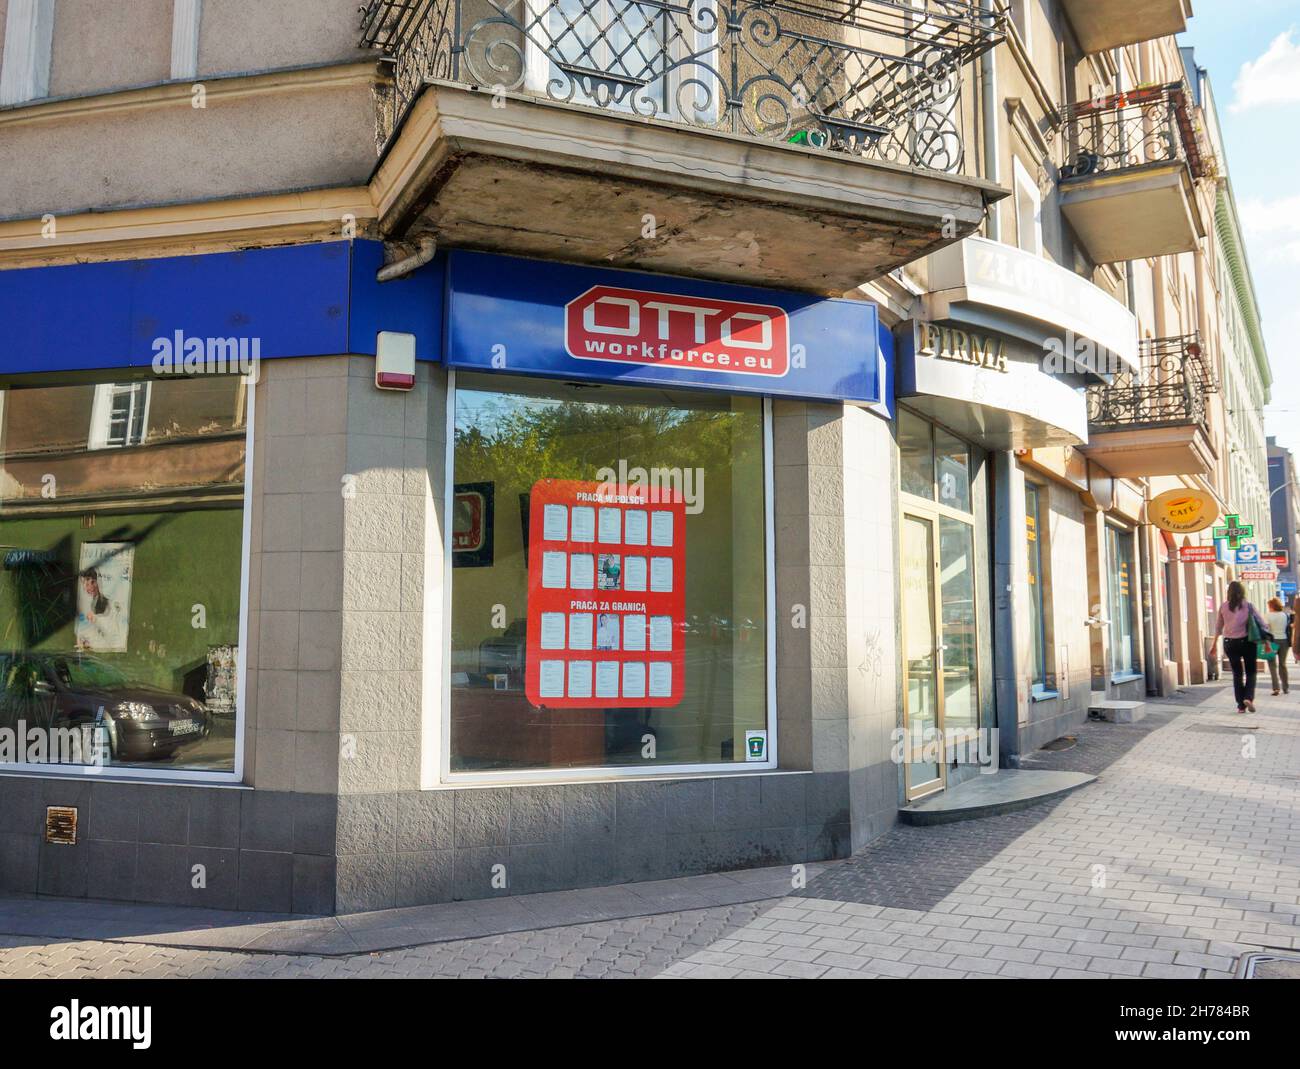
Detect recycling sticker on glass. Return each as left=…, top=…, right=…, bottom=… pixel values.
left=525, top=477, right=686, bottom=709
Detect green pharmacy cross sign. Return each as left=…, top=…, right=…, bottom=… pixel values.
left=1213, top=515, right=1254, bottom=549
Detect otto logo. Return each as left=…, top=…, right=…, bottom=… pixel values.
left=564, top=285, right=789, bottom=377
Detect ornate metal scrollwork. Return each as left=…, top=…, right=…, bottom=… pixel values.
left=1059, top=84, right=1207, bottom=181
left=360, top=0, right=1004, bottom=171
left=1087, top=334, right=1213, bottom=433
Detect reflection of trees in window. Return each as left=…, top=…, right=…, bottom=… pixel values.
left=454, top=395, right=755, bottom=491
left=450, top=378, right=767, bottom=772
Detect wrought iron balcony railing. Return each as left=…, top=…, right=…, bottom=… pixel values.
left=1059, top=82, right=1214, bottom=182
left=359, top=0, right=1004, bottom=173
left=1087, top=333, right=1214, bottom=432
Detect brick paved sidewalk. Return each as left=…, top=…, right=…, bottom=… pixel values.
left=661, top=682, right=1300, bottom=978
left=2, top=680, right=1296, bottom=979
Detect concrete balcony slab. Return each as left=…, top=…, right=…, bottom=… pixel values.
left=1059, top=0, right=1192, bottom=54
left=1060, top=162, right=1204, bottom=265
left=371, top=82, right=1008, bottom=296
left=1080, top=422, right=1217, bottom=478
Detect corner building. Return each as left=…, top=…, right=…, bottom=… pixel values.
left=0, top=0, right=1267, bottom=912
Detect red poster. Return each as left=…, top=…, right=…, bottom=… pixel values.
left=525, top=478, right=686, bottom=709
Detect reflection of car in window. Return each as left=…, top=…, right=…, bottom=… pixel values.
left=0, top=652, right=210, bottom=762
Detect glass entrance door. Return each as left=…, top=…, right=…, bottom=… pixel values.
left=902, top=513, right=944, bottom=799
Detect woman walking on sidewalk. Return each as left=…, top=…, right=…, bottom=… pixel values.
left=1293, top=594, right=1300, bottom=673
left=1264, top=597, right=1290, bottom=695
left=1209, top=581, right=1271, bottom=713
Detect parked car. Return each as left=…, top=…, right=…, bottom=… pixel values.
left=0, top=652, right=210, bottom=762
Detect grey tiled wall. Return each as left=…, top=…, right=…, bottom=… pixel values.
left=0, top=770, right=852, bottom=915
left=0, top=777, right=336, bottom=915
left=334, top=771, right=851, bottom=912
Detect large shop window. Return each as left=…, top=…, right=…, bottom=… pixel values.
left=448, top=373, right=770, bottom=775
left=1025, top=483, right=1054, bottom=694
left=1106, top=524, right=1140, bottom=678
left=899, top=409, right=971, bottom=513
left=0, top=374, right=249, bottom=776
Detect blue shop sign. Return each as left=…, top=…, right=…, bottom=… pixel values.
left=444, top=251, right=890, bottom=408
left=1, top=242, right=889, bottom=411
left=0, top=240, right=443, bottom=375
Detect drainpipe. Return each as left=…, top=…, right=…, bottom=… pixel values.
left=981, top=0, right=1001, bottom=241
left=377, top=235, right=438, bottom=283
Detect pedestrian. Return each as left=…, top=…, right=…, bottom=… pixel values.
left=1209, top=581, right=1273, bottom=713
left=1292, top=594, right=1300, bottom=668
left=1263, top=596, right=1290, bottom=695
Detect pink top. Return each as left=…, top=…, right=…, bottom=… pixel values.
left=1216, top=602, right=1251, bottom=640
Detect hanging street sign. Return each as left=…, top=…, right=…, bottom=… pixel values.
left=1149, top=488, right=1218, bottom=534
left=1212, top=515, right=1253, bottom=549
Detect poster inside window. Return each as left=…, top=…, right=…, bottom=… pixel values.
left=450, top=372, right=768, bottom=772
left=0, top=374, right=247, bottom=772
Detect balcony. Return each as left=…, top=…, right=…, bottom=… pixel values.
left=1058, top=83, right=1211, bottom=264
left=1080, top=333, right=1218, bottom=477
left=359, top=0, right=1007, bottom=294
left=1058, top=0, right=1191, bottom=55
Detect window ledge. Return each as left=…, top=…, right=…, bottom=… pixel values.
left=1110, top=672, right=1145, bottom=684
left=1029, top=688, right=1060, bottom=703
left=429, top=765, right=801, bottom=790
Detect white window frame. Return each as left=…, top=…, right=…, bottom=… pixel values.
left=0, top=377, right=254, bottom=785
left=0, top=0, right=54, bottom=106
left=426, top=367, right=777, bottom=787
left=88, top=381, right=153, bottom=450
left=1012, top=156, right=1043, bottom=256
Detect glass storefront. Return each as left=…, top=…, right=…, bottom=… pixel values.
left=0, top=374, right=248, bottom=774
left=897, top=408, right=983, bottom=797
left=448, top=372, right=769, bottom=774
left=1106, top=523, right=1140, bottom=677
left=1024, top=482, right=1052, bottom=692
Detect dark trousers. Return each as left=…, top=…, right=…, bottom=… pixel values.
left=1224, top=638, right=1258, bottom=707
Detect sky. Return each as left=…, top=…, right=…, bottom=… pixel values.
left=1180, top=0, right=1300, bottom=460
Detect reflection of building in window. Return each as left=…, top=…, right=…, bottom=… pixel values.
left=0, top=374, right=248, bottom=775
left=88, top=382, right=151, bottom=449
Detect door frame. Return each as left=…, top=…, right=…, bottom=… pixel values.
left=900, top=508, right=946, bottom=801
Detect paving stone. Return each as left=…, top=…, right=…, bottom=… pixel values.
left=1, top=681, right=1295, bottom=980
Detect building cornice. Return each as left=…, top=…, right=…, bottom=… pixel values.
left=0, top=60, right=380, bottom=130
left=0, top=187, right=375, bottom=268
left=1214, top=186, right=1272, bottom=395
